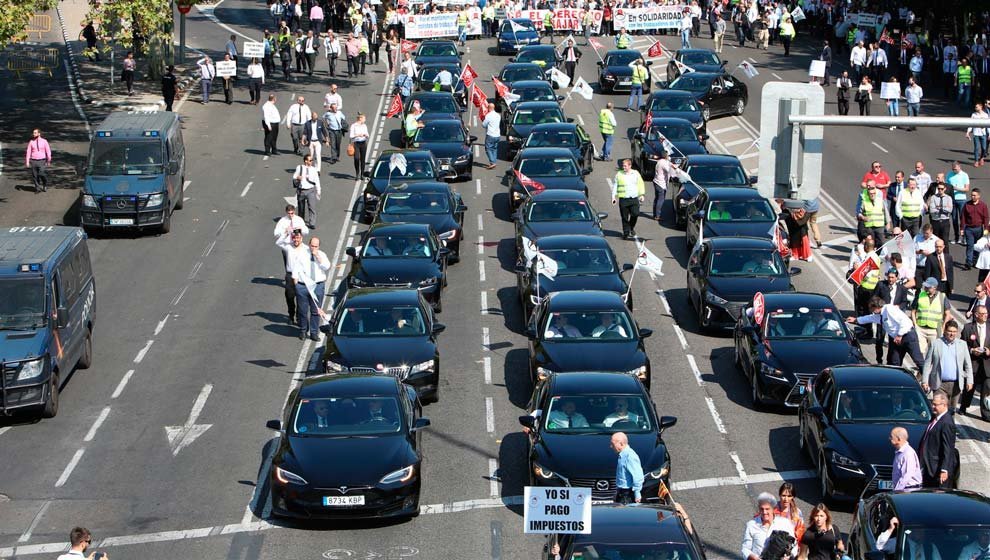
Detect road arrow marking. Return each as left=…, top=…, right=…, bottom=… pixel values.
left=165, top=384, right=213, bottom=456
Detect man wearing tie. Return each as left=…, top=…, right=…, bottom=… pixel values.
left=285, top=96, right=313, bottom=155
left=311, top=400, right=332, bottom=429
left=958, top=530, right=990, bottom=560
left=922, top=241, right=955, bottom=295
left=560, top=38, right=582, bottom=82
left=302, top=112, right=328, bottom=172
left=961, top=305, right=990, bottom=419
left=304, top=30, right=319, bottom=76
left=196, top=55, right=216, bottom=104
left=292, top=236, right=332, bottom=341
left=547, top=399, right=590, bottom=429
left=875, top=268, right=909, bottom=363
left=917, top=391, right=958, bottom=488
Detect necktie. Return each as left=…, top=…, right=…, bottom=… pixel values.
left=939, top=254, right=946, bottom=281
left=920, top=417, right=937, bottom=453
left=566, top=413, right=573, bottom=427
left=979, top=324, right=985, bottom=347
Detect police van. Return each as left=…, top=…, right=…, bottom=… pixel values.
left=80, top=111, right=186, bottom=234
left=0, top=226, right=95, bottom=418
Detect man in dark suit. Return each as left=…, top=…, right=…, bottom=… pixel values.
left=961, top=305, right=990, bottom=420
left=918, top=391, right=958, bottom=488
left=874, top=268, right=910, bottom=362
left=302, top=113, right=328, bottom=172
left=559, top=38, right=582, bottom=82
left=922, top=239, right=954, bottom=295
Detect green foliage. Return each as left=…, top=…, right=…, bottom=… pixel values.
left=84, top=0, right=171, bottom=56
left=0, top=0, right=56, bottom=48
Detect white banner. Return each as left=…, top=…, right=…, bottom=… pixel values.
left=613, top=5, right=687, bottom=31
left=505, top=8, right=602, bottom=33
left=524, top=486, right=591, bottom=534
left=880, top=81, right=900, bottom=99
left=242, top=41, right=265, bottom=58
left=848, top=12, right=879, bottom=28
left=215, top=60, right=237, bottom=77
left=808, top=59, right=826, bottom=78
left=403, top=11, right=482, bottom=38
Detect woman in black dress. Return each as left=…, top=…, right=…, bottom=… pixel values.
left=800, top=504, right=846, bottom=560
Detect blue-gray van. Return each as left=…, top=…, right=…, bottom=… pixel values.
left=80, top=111, right=186, bottom=234
left=0, top=226, right=95, bottom=418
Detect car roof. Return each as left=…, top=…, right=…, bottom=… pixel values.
left=378, top=149, right=433, bottom=161
left=679, top=71, right=721, bottom=79
left=506, top=18, right=534, bottom=24
left=761, top=292, right=837, bottom=309
left=503, top=62, right=544, bottom=70
left=530, top=190, right=589, bottom=202
left=704, top=187, right=767, bottom=200
left=385, top=181, right=451, bottom=193
left=298, top=374, right=401, bottom=399
left=536, top=234, right=611, bottom=250
left=514, top=101, right=563, bottom=110
left=830, top=365, right=924, bottom=388
left=686, top=154, right=744, bottom=165
left=420, top=62, right=460, bottom=68
left=677, top=48, right=718, bottom=56
left=519, top=44, right=555, bottom=51
left=531, top=123, right=578, bottom=132
left=421, top=118, right=464, bottom=128
left=518, top=147, right=576, bottom=158
left=704, top=236, right=775, bottom=249
left=420, top=39, right=457, bottom=46
left=95, top=110, right=178, bottom=138
left=343, top=287, right=423, bottom=305
left=649, top=89, right=696, bottom=98
left=366, top=222, right=433, bottom=236
left=574, top=504, right=692, bottom=543
left=0, top=227, right=83, bottom=275
left=510, top=80, right=554, bottom=89
left=648, top=117, right=695, bottom=127
left=409, top=91, right=458, bottom=99
left=887, top=490, right=990, bottom=527
left=604, top=49, right=642, bottom=56
left=547, top=290, right=628, bottom=311
left=550, top=372, right=644, bottom=393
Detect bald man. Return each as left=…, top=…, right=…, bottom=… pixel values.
left=610, top=432, right=644, bottom=504
left=890, top=426, right=922, bottom=490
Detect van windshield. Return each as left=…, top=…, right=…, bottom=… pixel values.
left=0, top=278, right=46, bottom=330
left=88, top=140, right=163, bottom=175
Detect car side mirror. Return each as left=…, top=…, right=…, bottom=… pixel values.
left=720, top=59, right=728, bottom=66
left=432, top=323, right=446, bottom=335
left=469, top=135, right=478, bottom=143
left=700, top=133, right=710, bottom=142
left=265, top=419, right=282, bottom=431
left=457, top=204, right=468, bottom=213
left=741, top=325, right=756, bottom=335
left=639, top=328, right=653, bottom=338
left=646, top=61, right=654, bottom=66
left=459, top=51, right=465, bottom=56
left=345, top=246, right=357, bottom=258
left=557, top=95, right=565, bottom=101
left=597, top=212, right=608, bottom=219
left=508, top=57, right=516, bottom=62
left=514, top=261, right=528, bottom=273
left=582, top=168, right=592, bottom=175
left=692, top=211, right=704, bottom=220
left=413, top=417, right=432, bottom=431
left=519, top=414, right=537, bottom=430
left=622, top=263, right=634, bottom=272
left=363, top=171, right=371, bottom=178
left=597, top=61, right=604, bottom=67
left=749, top=176, right=758, bottom=184
left=56, top=306, right=69, bottom=329
left=319, top=323, right=332, bottom=334
left=524, top=326, right=537, bottom=338
left=167, top=161, right=179, bottom=174
left=659, top=415, right=677, bottom=431
left=634, top=132, right=644, bottom=139
left=566, top=118, right=574, bottom=123
left=789, top=268, right=803, bottom=277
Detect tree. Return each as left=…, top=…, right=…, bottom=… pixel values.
left=0, top=0, right=56, bottom=48
left=84, top=0, right=172, bottom=80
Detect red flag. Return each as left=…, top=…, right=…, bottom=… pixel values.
left=879, top=28, right=894, bottom=45
left=514, top=169, right=546, bottom=195
left=647, top=41, right=663, bottom=58
left=849, top=254, right=880, bottom=286
left=385, top=93, right=403, bottom=118
left=589, top=37, right=604, bottom=50
left=644, top=111, right=653, bottom=133
left=774, top=223, right=791, bottom=258
left=472, top=85, right=490, bottom=119
left=401, top=39, right=418, bottom=54
left=983, top=269, right=990, bottom=295
left=492, top=76, right=510, bottom=98
left=460, top=64, right=479, bottom=90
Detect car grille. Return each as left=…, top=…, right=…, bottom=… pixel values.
left=100, top=195, right=145, bottom=212
left=314, top=485, right=373, bottom=494
left=348, top=366, right=411, bottom=378
left=375, top=282, right=413, bottom=288
left=866, top=464, right=893, bottom=491
left=784, top=372, right=817, bottom=406
left=437, top=158, right=452, bottom=166
left=569, top=477, right=616, bottom=501
left=2, top=362, right=16, bottom=387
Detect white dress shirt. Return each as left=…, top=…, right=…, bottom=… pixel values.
left=197, top=58, right=216, bottom=79
left=324, top=36, right=341, bottom=56
left=324, top=92, right=343, bottom=110
left=262, top=101, right=281, bottom=127
left=855, top=304, right=915, bottom=337
left=742, top=516, right=796, bottom=560
left=291, top=249, right=331, bottom=285
left=850, top=45, right=867, bottom=66
left=285, top=103, right=313, bottom=126
left=914, top=233, right=938, bottom=267
left=56, top=552, right=87, bottom=560
left=247, top=63, right=265, bottom=81
left=281, top=243, right=308, bottom=274
left=274, top=214, right=309, bottom=246
left=482, top=111, right=501, bottom=137
left=293, top=164, right=321, bottom=196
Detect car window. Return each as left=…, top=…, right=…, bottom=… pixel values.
left=896, top=526, right=988, bottom=560
left=541, top=310, right=634, bottom=340
left=409, top=95, right=459, bottom=114
left=362, top=234, right=434, bottom=258
left=382, top=192, right=451, bottom=214
left=502, top=66, right=544, bottom=82
left=765, top=308, right=845, bottom=339
left=681, top=52, right=720, bottom=66
left=0, top=278, right=46, bottom=329
left=604, top=51, right=641, bottom=66
left=336, top=305, right=427, bottom=336
left=668, top=74, right=712, bottom=93
left=518, top=157, right=579, bottom=177
left=650, top=96, right=699, bottom=112
left=88, top=140, right=163, bottom=175
left=527, top=200, right=592, bottom=222
left=512, top=85, right=556, bottom=102
left=373, top=158, right=435, bottom=179
left=541, top=247, right=615, bottom=275
left=833, top=388, right=931, bottom=423
left=709, top=248, right=785, bottom=276
left=292, top=397, right=403, bottom=436
left=415, top=122, right=466, bottom=143
left=516, top=49, right=554, bottom=65
left=501, top=20, right=535, bottom=32
left=513, top=108, right=565, bottom=125
left=419, top=65, right=460, bottom=83
left=525, top=130, right=579, bottom=148
left=706, top=199, right=775, bottom=222
left=649, top=123, right=697, bottom=142
left=418, top=43, right=457, bottom=57
left=544, top=394, right=651, bottom=432
left=686, top=163, right=749, bottom=186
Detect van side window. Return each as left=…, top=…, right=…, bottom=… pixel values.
left=73, top=243, right=92, bottom=287
left=57, top=257, right=77, bottom=307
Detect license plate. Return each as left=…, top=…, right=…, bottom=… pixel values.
left=877, top=480, right=893, bottom=490
left=619, top=80, right=632, bottom=86
left=109, top=218, right=134, bottom=225
left=799, top=385, right=806, bottom=395
left=323, top=495, right=365, bottom=506
left=441, top=164, right=451, bottom=171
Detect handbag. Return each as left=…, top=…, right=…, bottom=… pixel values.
left=347, top=143, right=356, bottom=157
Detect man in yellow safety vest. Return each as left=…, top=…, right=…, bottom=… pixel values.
left=912, top=277, right=953, bottom=357
left=612, top=158, right=646, bottom=239
left=599, top=101, right=616, bottom=161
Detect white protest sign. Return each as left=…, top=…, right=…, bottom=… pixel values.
left=613, top=5, right=687, bottom=31
left=808, top=60, right=826, bottom=78
left=243, top=41, right=265, bottom=58
left=880, top=81, right=900, bottom=99
left=216, top=60, right=237, bottom=77
left=524, top=486, right=592, bottom=535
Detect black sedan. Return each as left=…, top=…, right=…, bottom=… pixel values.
left=511, top=45, right=562, bottom=85
left=684, top=187, right=777, bottom=248
left=402, top=91, right=463, bottom=125
left=266, top=374, right=430, bottom=519
left=642, top=89, right=706, bottom=132
left=508, top=147, right=588, bottom=212
left=671, top=154, right=752, bottom=227
left=498, top=62, right=549, bottom=90
left=521, top=123, right=594, bottom=172
left=526, top=291, right=653, bottom=387
left=496, top=80, right=560, bottom=118
left=631, top=117, right=708, bottom=177
left=362, top=150, right=449, bottom=221
left=415, top=63, right=467, bottom=106
left=598, top=49, right=652, bottom=93
left=666, top=72, right=748, bottom=120
left=687, top=237, right=792, bottom=331
left=373, top=182, right=466, bottom=262
left=800, top=365, right=937, bottom=501
left=345, top=223, right=447, bottom=312
left=514, top=190, right=606, bottom=256
left=496, top=18, right=541, bottom=55
left=505, top=101, right=569, bottom=158
left=734, top=292, right=866, bottom=408
left=413, top=39, right=462, bottom=65
left=519, top=372, right=676, bottom=502
left=516, top=234, right=631, bottom=318
left=410, top=118, right=476, bottom=180
left=545, top=503, right=706, bottom=560
left=666, top=48, right=725, bottom=81
left=322, top=288, right=445, bottom=403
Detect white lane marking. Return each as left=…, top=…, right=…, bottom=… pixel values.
left=871, top=141, right=889, bottom=153
left=656, top=289, right=672, bottom=315
left=111, top=370, right=135, bottom=399
left=685, top=354, right=704, bottom=386
left=18, top=500, right=52, bottom=543
left=709, top=125, right=740, bottom=134
left=165, top=384, right=213, bottom=456
left=478, top=234, right=485, bottom=254
left=477, top=213, right=484, bottom=231
left=0, top=426, right=11, bottom=437
left=723, top=137, right=753, bottom=147
left=476, top=178, right=482, bottom=195
left=189, top=261, right=203, bottom=279
left=474, top=144, right=480, bottom=157
left=672, top=323, right=688, bottom=350
left=576, top=114, right=585, bottom=126
left=748, top=57, right=757, bottom=63
left=480, top=290, right=488, bottom=315
left=84, top=406, right=111, bottom=442
left=239, top=181, right=253, bottom=197
left=489, top=458, right=499, bottom=497
left=737, top=152, right=758, bottom=160
left=0, top=141, right=4, bottom=176
left=197, top=4, right=255, bottom=41
left=485, top=397, right=495, bottom=433
left=822, top=233, right=857, bottom=248
left=671, top=469, right=816, bottom=491
left=54, top=448, right=85, bottom=488
left=263, top=155, right=269, bottom=161
left=482, top=326, right=491, bottom=350
left=62, top=59, right=91, bottom=138
left=472, top=115, right=478, bottom=127
left=747, top=167, right=759, bottom=174
left=202, top=240, right=217, bottom=258
left=483, top=356, right=492, bottom=384
left=154, top=313, right=170, bottom=336
left=771, top=72, right=782, bottom=80
left=171, top=284, right=190, bottom=306
left=816, top=213, right=836, bottom=224
left=133, top=340, right=155, bottom=364
left=479, top=260, right=486, bottom=282
left=706, top=398, right=727, bottom=434
left=729, top=451, right=748, bottom=481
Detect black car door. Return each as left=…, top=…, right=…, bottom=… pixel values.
left=686, top=191, right=708, bottom=246
left=687, top=243, right=707, bottom=305
left=405, top=385, right=421, bottom=449
left=708, top=76, right=728, bottom=115
left=807, top=371, right=835, bottom=460
left=736, top=304, right=759, bottom=377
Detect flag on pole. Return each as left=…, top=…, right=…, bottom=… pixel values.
left=492, top=76, right=510, bottom=98
left=879, top=28, right=894, bottom=45
left=879, top=231, right=916, bottom=279
left=509, top=19, right=528, bottom=34
left=674, top=59, right=695, bottom=75
left=514, top=169, right=546, bottom=195
left=772, top=222, right=791, bottom=258
left=460, top=64, right=479, bottom=89
left=983, top=265, right=990, bottom=294
left=737, top=60, right=759, bottom=79
left=522, top=236, right=538, bottom=263
left=849, top=253, right=882, bottom=286
left=589, top=37, right=604, bottom=50
left=790, top=6, right=806, bottom=22
left=647, top=40, right=664, bottom=58
left=400, top=39, right=417, bottom=54
left=472, top=85, right=490, bottom=119
left=389, top=152, right=407, bottom=175
left=635, top=240, right=665, bottom=276
left=557, top=33, right=578, bottom=48
left=385, top=93, right=403, bottom=118
left=674, top=167, right=692, bottom=183
left=550, top=67, right=571, bottom=88
left=571, top=76, right=594, bottom=101
left=536, top=251, right=558, bottom=280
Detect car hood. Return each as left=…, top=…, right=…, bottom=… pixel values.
left=0, top=328, right=48, bottom=361
left=522, top=221, right=602, bottom=240
left=690, top=63, right=723, bottom=74
left=327, top=336, right=436, bottom=367
left=416, top=142, right=469, bottom=160
left=536, top=432, right=667, bottom=477
left=537, top=273, right=627, bottom=296
left=644, top=140, right=706, bottom=157
left=517, top=176, right=587, bottom=192
left=831, top=423, right=928, bottom=466
left=703, top=221, right=775, bottom=239
left=351, top=258, right=441, bottom=284
left=765, top=338, right=862, bottom=373
left=508, top=124, right=550, bottom=138
left=501, top=31, right=540, bottom=42
left=85, top=174, right=165, bottom=196
left=536, top=341, right=645, bottom=373
left=706, top=275, right=790, bottom=301
left=284, top=434, right=416, bottom=487
left=604, top=65, right=634, bottom=77
left=415, top=55, right=460, bottom=66
left=375, top=213, right=458, bottom=235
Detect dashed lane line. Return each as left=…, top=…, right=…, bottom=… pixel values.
left=723, top=137, right=754, bottom=147
left=54, top=449, right=85, bottom=488
left=111, top=370, right=135, bottom=399
left=83, top=407, right=111, bottom=442
left=17, top=501, right=51, bottom=543
left=709, top=125, right=740, bottom=134
left=871, top=141, right=889, bottom=153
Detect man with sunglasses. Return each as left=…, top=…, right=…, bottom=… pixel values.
left=57, top=527, right=108, bottom=559
left=861, top=161, right=891, bottom=192
left=855, top=180, right=892, bottom=244
left=927, top=177, right=954, bottom=243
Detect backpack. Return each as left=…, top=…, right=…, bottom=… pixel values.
left=761, top=530, right=795, bottom=560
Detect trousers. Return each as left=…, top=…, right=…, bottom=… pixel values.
left=307, top=141, right=323, bottom=171
left=200, top=78, right=212, bottom=103
left=887, top=329, right=924, bottom=370
left=283, top=272, right=296, bottom=320
left=618, top=197, right=641, bottom=236
left=295, top=281, right=326, bottom=337
left=29, top=159, right=48, bottom=191
left=485, top=134, right=499, bottom=164
left=297, top=188, right=318, bottom=227
left=327, top=130, right=342, bottom=161
left=653, top=184, right=665, bottom=219
left=290, top=124, right=305, bottom=153
left=263, top=122, right=279, bottom=155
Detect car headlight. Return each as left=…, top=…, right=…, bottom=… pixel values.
left=530, top=295, right=543, bottom=306
left=760, top=363, right=787, bottom=382
left=648, top=154, right=661, bottom=160
left=624, top=365, right=647, bottom=379
left=437, top=229, right=458, bottom=241
left=455, top=154, right=470, bottom=163
left=364, top=191, right=380, bottom=201
left=697, top=100, right=705, bottom=106
left=692, top=121, right=704, bottom=129
left=326, top=360, right=345, bottom=373
left=275, top=466, right=308, bottom=485
left=647, top=463, right=670, bottom=479
left=508, top=135, right=521, bottom=143
left=830, top=450, right=864, bottom=473
left=512, top=191, right=524, bottom=200
left=15, top=357, right=45, bottom=382
left=380, top=465, right=416, bottom=484
left=82, top=194, right=98, bottom=208
left=536, top=366, right=554, bottom=379
left=410, top=359, right=434, bottom=373
left=533, top=462, right=556, bottom=479
left=419, top=276, right=438, bottom=287
left=145, top=193, right=164, bottom=207
left=603, top=74, right=616, bottom=81
left=705, top=291, right=728, bottom=306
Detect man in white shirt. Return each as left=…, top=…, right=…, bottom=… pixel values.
left=868, top=42, right=888, bottom=86
left=57, top=527, right=107, bottom=560
left=273, top=204, right=310, bottom=250
left=652, top=151, right=675, bottom=222
left=847, top=296, right=925, bottom=368
left=292, top=236, right=332, bottom=340
left=911, top=160, right=932, bottom=194
left=481, top=103, right=501, bottom=169
left=284, top=96, right=313, bottom=155
left=850, top=41, right=867, bottom=83
left=433, top=67, right=454, bottom=91
left=323, top=83, right=344, bottom=111
left=546, top=399, right=590, bottom=429
left=293, top=155, right=321, bottom=229
left=400, top=52, right=417, bottom=78
left=324, top=32, right=341, bottom=77
left=196, top=55, right=216, bottom=104
left=680, top=8, right=693, bottom=49
left=904, top=77, right=923, bottom=129
left=741, top=493, right=796, bottom=560
left=322, top=103, right=347, bottom=164
left=592, top=313, right=628, bottom=338
left=914, top=223, right=939, bottom=269
left=602, top=397, right=641, bottom=427
left=546, top=314, right=582, bottom=338
left=277, top=230, right=307, bottom=325
left=262, top=93, right=282, bottom=155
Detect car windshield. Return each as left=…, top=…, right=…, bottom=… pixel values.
left=649, top=124, right=697, bottom=142
left=372, top=158, right=435, bottom=179
left=362, top=234, right=434, bottom=258
left=895, top=527, right=990, bottom=560
left=567, top=542, right=698, bottom=560
left=409, top=95, right=459, bottom=114
left=526, top=129, right=580, bottom=148
left=542, top=311, right=634, bottom=341
left=502, top=66, right=545, bottom=82
left=542, top=248, right=615, bottom=275
left=765, top=308, right=846, bottom=339
left=833, top=388, right=931, bottom=423
left=0, top=278, right=46, bottom=330
left=419, top=65, right=460, bottom=84
left=501, top=20, right=536, bottom=32
left=649, top=96, right=699, bottom=112
left=706, top=199, right=776, bottom=222
left=292, top=397, right=403, bottom=436
left=681, top=52, right=721, bottom=66
left=518, top=157, right=579, bottom=177
left=709, top=248, right=785, bottom=276
left=687, top=163, right=749, bottom=186
left=335, top=305, right=427, bottom=337
left=527, top=200, right=592, bottom=222
left=513, top=108, right=565, bottom=125
left=415, top=122, right=465, bottom=143
left=417, top=43, right=457, bottom=57
left=512, top=85, right=556, bottom=103
left=543, top=394, right=652, bottom=433
left=516, top=49, right=554, bottom=65
left=605, top=51, right=641, bottom=66
left=669, top=74, right=712, bottom=93
left=382, top=192, right=450, bottom=214
left=87, top=140, right=163, bottom=175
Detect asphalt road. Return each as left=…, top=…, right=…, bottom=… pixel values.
left=2, top=3, right=990, bottom=559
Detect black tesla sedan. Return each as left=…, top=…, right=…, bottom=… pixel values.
left=521, top=123, right=595, bottom=172
left=322, top=288, right=445, bottom=403
left=373, top=182, right=466, bottom=262
left=345, top=223, right=447, bottom=312
left=496, top=80, right=560, bottom=120
left=514, top=190, right=606, bottom=256
left=687, top=237, right=793, bottom=331
left=266, top=374, right=430, bottom=519
left=544, top=503, right=707, bottom=560
left=671, top=154, right=752, bottom=227
left=508, top=147, right=588, bottom=212
left=684, top=187, right=777, bottom=248
left=597, top=49, right=652, bottom=93
left=800, top=365, right=937, bottom=501
left=666, top=48, right=725, bottom=81
left=362, top=150, right=448, bottom=222
left=410, top=118, right=476, bottom=180
left=734, top=292, right=866, bottom=408
left=415, top=63, right=467, bottom=106
left=665, top=71, right=748, bottom=120
left=519, top=372, right=676, bottom=502
left=505, top=101, right=568, bottom=158
left=642, top=89, right=706, bottom=132
left=526, top=291, right=653, bottom=387
left=516, top=234, right=632, bottom=318
left=413, top=39, right=463, bottom=65
left=631, top=117, right=708, bottom=177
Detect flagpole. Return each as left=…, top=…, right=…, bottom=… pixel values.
left=467, top=83, right=475, bottom=126
left=828, top=282, right=844, bottom=301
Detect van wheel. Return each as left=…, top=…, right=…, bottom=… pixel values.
left=78, top=330, right=93, bottom=370
left=160, top=209, right=172, bottom=234
left=41, top=371, right=60, bottom=418
left=175, top=179, right=185, bottom=210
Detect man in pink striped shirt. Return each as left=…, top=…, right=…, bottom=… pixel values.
left=24, top=128, right=51, bottom=192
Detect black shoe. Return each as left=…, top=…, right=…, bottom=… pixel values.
left=964, top=264, right=972, bottom=270
left=298, top=331, right=305, bottom=340
left=629, top=230, right=637, bottom=238
left=310, top=334, right=320, bottom=341
left=621, top=232, right=630, bottom=240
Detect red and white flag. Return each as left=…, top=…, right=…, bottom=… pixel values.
left=472, top=85, right=490, bottom=118
left=849, top=253, right=881, bottom=286
left=385, top=93, right=403, bottom=118
left=647, top=40, right=664, bottom=58
left=514, top=169, right=545, bottom=195
left=589, top=37, right=604, bottom=50
left=460, top=64, right=479, bottom=89
left=400, top=39, right=417, bottom=53
left=492, top=76, right=510, bottom=98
